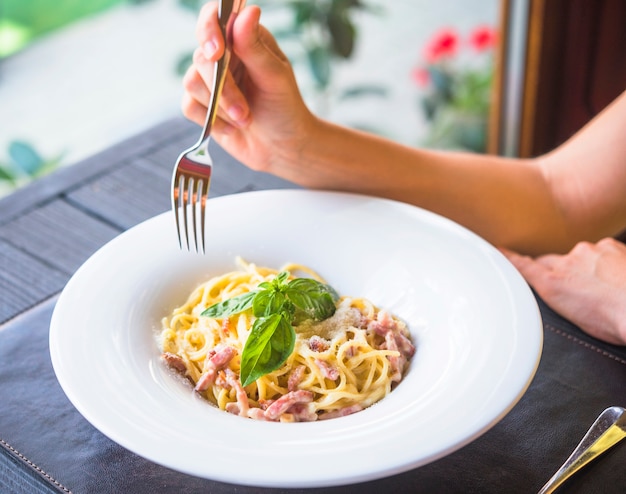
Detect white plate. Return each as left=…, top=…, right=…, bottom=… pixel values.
left=50, top=189, right=542, bottom=488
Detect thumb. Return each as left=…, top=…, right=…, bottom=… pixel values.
left=233, top=6, right=292, bottom=84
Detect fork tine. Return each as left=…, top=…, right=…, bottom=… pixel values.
left=178, top=174, right=190, bottom=251
left=187, top=176, right=198, bottom=253
left=197, top=178, right=209, bottom=254
left=172, top=176, right=181, bottom=249
left=173, top=173, right=184, bottom=249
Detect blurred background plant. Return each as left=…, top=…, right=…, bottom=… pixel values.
left=0, top=0, right=152, bottom=194
left=0, top=142, right=63, bottom=193
left=411, top=25, right=497, bottom=153
left=176, top=0, right=387, bottom=120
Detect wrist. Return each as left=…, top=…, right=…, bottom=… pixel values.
left=269, top=113, right=327, bottom=180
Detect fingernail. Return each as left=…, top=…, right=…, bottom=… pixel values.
left=203, top=39, right=218, bottom=58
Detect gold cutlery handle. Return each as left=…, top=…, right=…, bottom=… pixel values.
left=538, top=406, right=626, bottom=493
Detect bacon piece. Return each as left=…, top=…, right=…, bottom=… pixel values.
left=221, top=318, right=231, bottom=335
left=247, top=408, right=270, bottom=421
left=368, top=310, right=415, bottom=362
left=161, top=352, right=187, bottom=373
left=395, top=331, right=416, bottom=358
left=288, top=365, right=306, bottom=391
left=287, top=403, right=318, bottom=422
left=318, top=404, right=363, bottom=420
left=264, top=390, right=314, bottom=420
left=258, top=399, right=274, bottom=410
left=195, top=373, right=213, bottom=392
left=210, top=345, right=237, bottom=367
left=315, top=359, right=339, bottom=380
left=367, top=310, right=397, bottom=336
left=215, top=370, right=228, bottom=388
left=195, top=345, right=236, bottom=392
left=309, top=335, right=329, bottom=352
left=228, top=369, right=249, bottom=417
left=384, top=331, right=405, bottom=383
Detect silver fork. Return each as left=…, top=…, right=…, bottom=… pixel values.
left=171, top=0, right=245, bottom=253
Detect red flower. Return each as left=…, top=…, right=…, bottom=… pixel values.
left=469, top=26, right=497, bottom=52
left=424, top=28, right=459, bottom=63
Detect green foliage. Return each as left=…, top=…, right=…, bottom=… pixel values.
left=259, top=0, right=382, bottom=90
left=1, top=0, right=156, bottom=58
left=3, top=0, right=125, bottom=39
left=240, top=312, right=295, bottom=386
left=0, top=141, right=63, bottom=187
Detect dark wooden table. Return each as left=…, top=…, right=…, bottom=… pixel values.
left=1, top=117, right=626, bottom=494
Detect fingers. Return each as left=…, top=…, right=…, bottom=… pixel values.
left=193, top=2, right=252, bottom=127
left=186, top=46, right=251, bottom=128
left=181, top=62, right=209, bottom=126
left=182, top=62, right=210, bottom=108
left=233, top=6, right=293, bottom=83
left=500, top=248, right=534, bottom=276
left=181, top=92, right=205, bottom=127
left=185, top=3, right=295, bottom=134
left=181, top=65, right=232, bottom=131
left=500, top=248, right=553, bottom=287
left=196, top=2, right=224, bottom=61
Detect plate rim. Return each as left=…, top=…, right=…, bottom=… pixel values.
left=49, top=189, right=543, bottom=488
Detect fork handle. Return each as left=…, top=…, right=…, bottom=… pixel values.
left=199, top=0, right=246, bottom=145
left=537, top=406, right=626, bottom=493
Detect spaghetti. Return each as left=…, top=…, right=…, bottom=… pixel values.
left=159, top=259, right=415, bottom=422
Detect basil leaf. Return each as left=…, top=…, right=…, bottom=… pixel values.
left=240, top=313, right=295, bottom=387
left=288, top=278, right=339, bottom=301
left=252, top=289, right=286, bottom=317
left=274, top=271, right=290, bottom=286
left=201, top=291, right=257, bottom=318
left=286, top=278, right=339, bottom=321
left=258, top=271, right=289, bottom=293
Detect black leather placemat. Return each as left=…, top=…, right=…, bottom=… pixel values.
left=1, top=297, right=625, bottom=494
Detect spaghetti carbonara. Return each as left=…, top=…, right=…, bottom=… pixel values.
left=159, top=259, right=415, bottom=422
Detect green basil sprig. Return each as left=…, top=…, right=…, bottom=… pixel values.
left=201, top=271, right=339, bottom=386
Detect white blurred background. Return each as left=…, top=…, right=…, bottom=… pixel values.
left=0, top=0, right=499, bottom=197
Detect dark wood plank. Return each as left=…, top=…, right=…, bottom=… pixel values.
left=66, top=157, right=171, bottom=230
left=142, top=135, right=197, bottom=173
left=0, top=199, right=121, bottom=275
left=0, top=241, right=67, bottom=324
left=0, top=117, right=196, bottom=224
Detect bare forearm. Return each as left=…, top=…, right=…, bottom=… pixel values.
left=276, top=119, right=570, bottom=255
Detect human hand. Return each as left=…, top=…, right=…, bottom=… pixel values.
left=501, top=238, right=626, bottom=345
left=181, top=2, right=315, bottom=173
